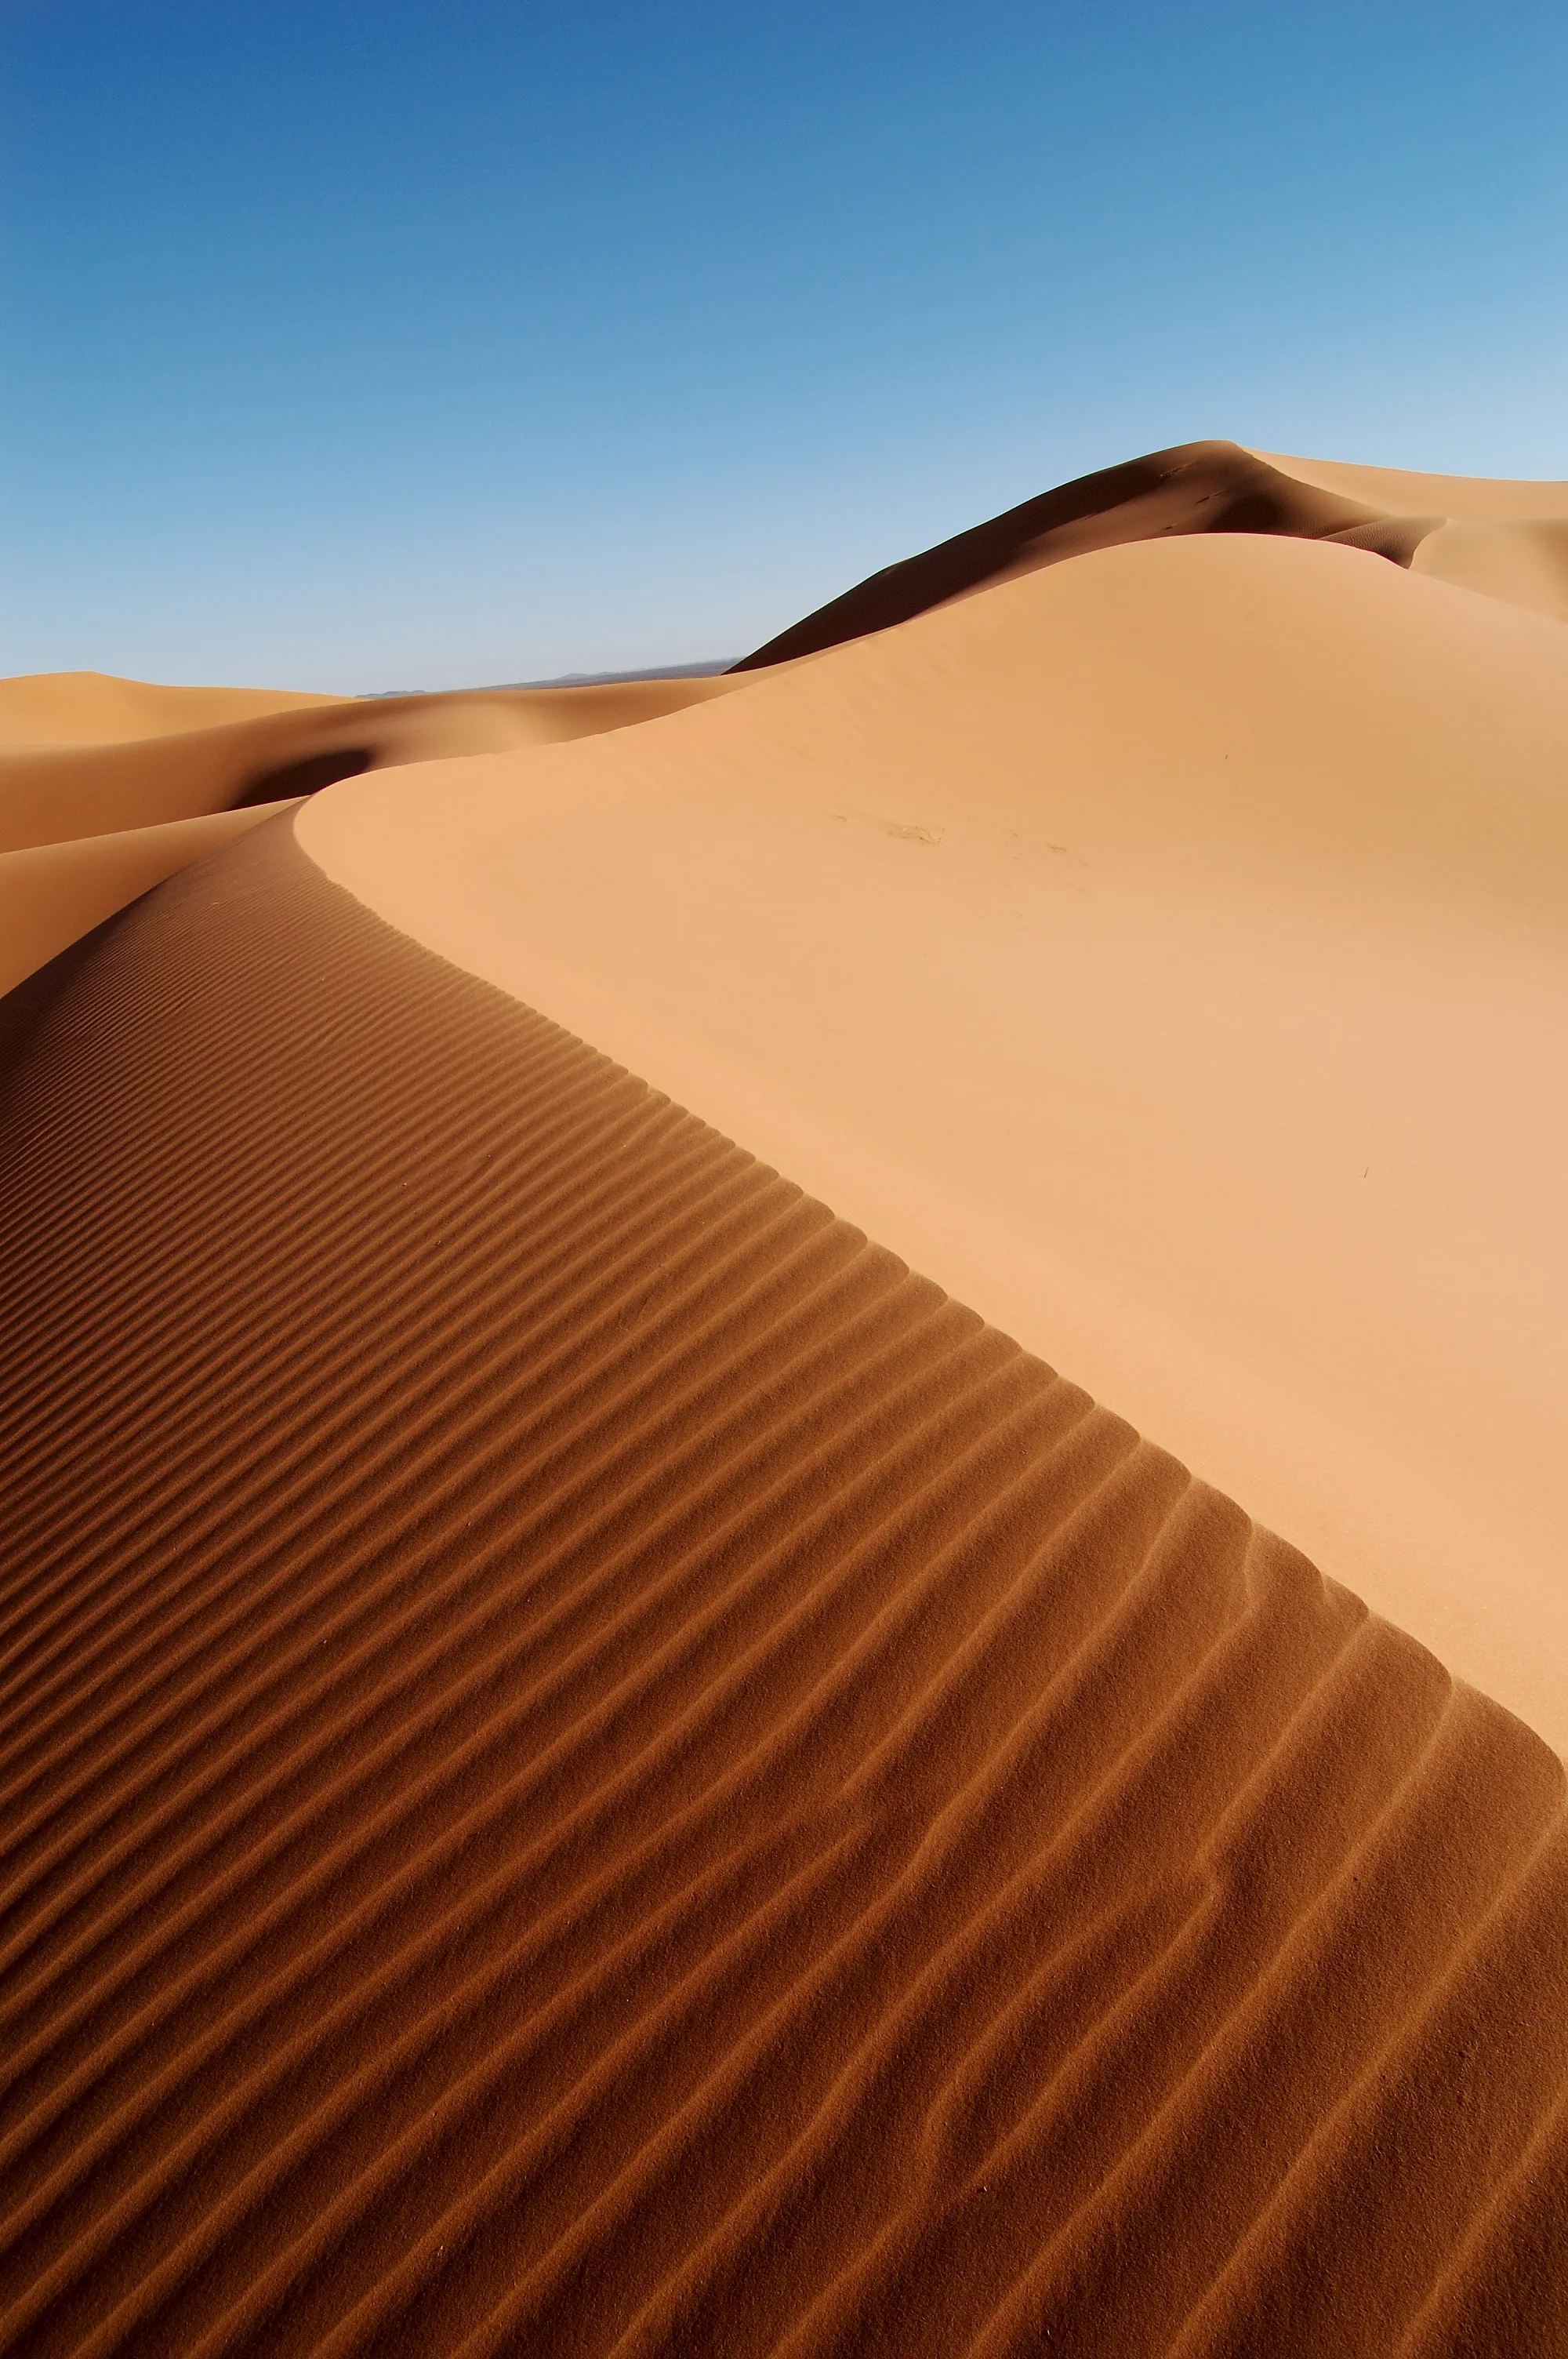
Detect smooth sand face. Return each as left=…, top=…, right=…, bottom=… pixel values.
left=301, top=530, right=1568, bottom=1753
left=1410, top=517, right=1568, bottom=624
left=1252, top=457, right=1568, bottom=625
left=1254, top=449, right=1568, bottom=523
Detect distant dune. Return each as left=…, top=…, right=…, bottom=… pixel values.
left=0, top=670, right=746, bottom=979
left=0, top=671, right=343, bottom=751
left=2, top=445, right=1566, bottom=2355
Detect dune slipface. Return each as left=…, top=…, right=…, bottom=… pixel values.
left=1, top=819, right=1564, bottom=2357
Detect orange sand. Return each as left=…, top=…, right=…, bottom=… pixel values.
left=0, top=827, right=1562, bottom=2356
left=0, top=802, right=303, bottom=998
left=3, top=444, right=1566, bottom=2356
left=1254, top=449, right=1568, bottom=522
left=1256, top=452, right=1568, bottom=625
left=0, top=671, right=343, bottom=752
left=0, top=670, right=746, bottom=971
left=734, top=438, right=1568, bottom=670
left=303, top=529, right=1568, bottom=1750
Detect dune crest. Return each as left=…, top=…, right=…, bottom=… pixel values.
left=0, top=802, right=303, bottom=1000
left=735, top=437, right=1568, bottom=671
left=1252, top=448, right=1568, bottom=522
left=1409, top=515, right=1568, bottom=624
left=1254, top=453, right=1568, bottom=627
left=0, top=674, right=746, bottom=860
left=732, top=438, right=1392, bottom=667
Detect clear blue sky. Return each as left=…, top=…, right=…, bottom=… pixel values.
left=3, top=2, right=1565, bottom=691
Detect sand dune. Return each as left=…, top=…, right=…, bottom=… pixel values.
left=303, top=530, right=1568, bottom=1750
left=1409, top=516, right=1568, bottom=624
left=1255, top=448, right=1568, bottom=522
left=0, top=674, right=744, bottom=860
left=0, top=671, right=343, bottom=753
left=1257, top=452, right=1568, bottom=624
left=3, top=442, right=1566, bottom=2354
left=0, top=669, right=750, bottom=987
left=0, top=823, right=1562, bottom=2358
left=737, top=438, right=1568, bottom=668
left=0, top=802, right=303, bottom=1000
left=733, top=438, right=1396, bottom=667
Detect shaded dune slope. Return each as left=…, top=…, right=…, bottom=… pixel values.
left=732, top=438, right=1432, bottom=668
left=0, top=801, right=303, bottom=1001
left=1, top=821, right=1564, bottom=2357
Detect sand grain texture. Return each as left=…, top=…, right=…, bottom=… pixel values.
left=0, top=802, right=303, bottom=999
left=1, top=822, right=1564, bottom=2357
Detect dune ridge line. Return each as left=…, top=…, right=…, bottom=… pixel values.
left=0, top=822, right=1563, bottom=2357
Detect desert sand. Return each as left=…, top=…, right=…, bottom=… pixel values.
left=2, top=446, right=1565, bottom=2356
left=735, top=437, right=1568, bottom=666
left=0, top=671, right=343, bottom=752
left=0, top=668, right=746, bottom=977
left=1254, top=447, right=1568, bottom=521
left=303, top=527, right=1568, bottom=1750
left=1258, top=449, right=1568, bottom=624
left=0, top=803, right=305, bottom=1001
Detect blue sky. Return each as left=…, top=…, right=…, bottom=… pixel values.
left=3, top=2, right=1566, bottom=690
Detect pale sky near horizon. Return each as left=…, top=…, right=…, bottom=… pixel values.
left=3, top=1, right=1566, bottom=692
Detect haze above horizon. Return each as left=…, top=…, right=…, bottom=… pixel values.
left=3, top=0, right=1566, bottom=691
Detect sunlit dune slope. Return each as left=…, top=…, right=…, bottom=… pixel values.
left=303, top=529, right=1568, bottom=1749
left=1408, top=518, right=1568, bottom=624
left=0, top=669, right=755, bottom=989
left=0, top=823, right=1563, bottom=2357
